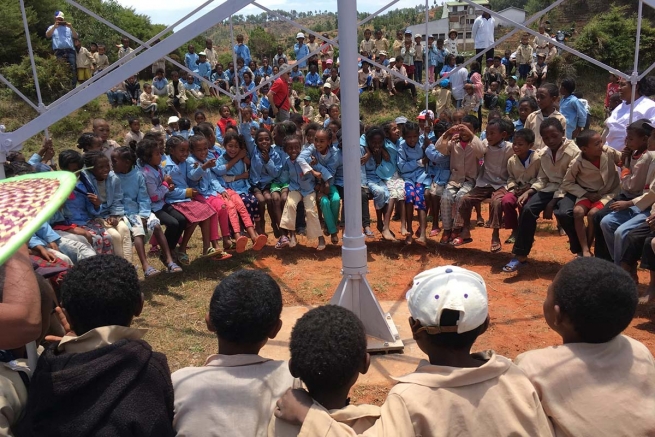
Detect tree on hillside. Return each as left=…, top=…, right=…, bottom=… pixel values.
left=573, top=5, right=655, bottom=72
left=1, top=0, right=60, bottom=65
left=248, top=26, right=277, bottom=62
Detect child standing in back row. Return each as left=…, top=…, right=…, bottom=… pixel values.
left=523, top=83, right=567, bottom=150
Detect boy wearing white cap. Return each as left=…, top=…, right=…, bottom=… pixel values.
left=274, top=266, right=554, bottom=436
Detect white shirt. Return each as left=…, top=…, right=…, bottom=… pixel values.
left=605, top=96, right=655, bottom=151
left=472, top=15, right=495, bottom=49
left=450, top=66, right=469, bottom=101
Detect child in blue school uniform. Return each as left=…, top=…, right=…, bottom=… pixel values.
left=240, top=112, right=283, bottom=238
left=185, top=44, right=199, bottom=71
left=233, top=34, right=251, bottom=65
left=112, top=146, right=183, bottom=276
left=363, top=126, right=396, bottom=241
left=242, top=71, right=258, bottom=105
left=162, top=136, right=217, bottom=264
left=397, top=122, right=429, bottom=246
left=195, top=52, right=212, bottom=94
left=277, top=134, right=326, bottom=250
left=298, top=128, right=342, bottom=245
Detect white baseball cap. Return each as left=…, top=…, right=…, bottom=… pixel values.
left=167, top=116, right=180, bottom=124
left=406, top=266, right=488, bottom=334
left=296, top=32, right=305, bottom=39
left=55, top=11, right=65, bottom=19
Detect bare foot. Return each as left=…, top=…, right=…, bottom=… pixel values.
left=582, top=250, right=593, bottom=257
left=289, top=235, right=297, bottom=248
left=415, top=236, right=427, bottom=246
left=404, top=234, right=413, bottom=245
left=381, top=229, right=396, bottom=241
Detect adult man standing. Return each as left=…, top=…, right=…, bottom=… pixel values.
left=268, top=65, right=291, bottom=122
left=45, top=11, right=78, bottom=89
left=472, top=11, right=495, bottom=59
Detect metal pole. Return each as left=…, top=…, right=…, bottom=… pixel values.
left=630, top=0, right=643, bottom=124
left=331, top=0, right=402, bottom=349
left=230, top=16, right=242, bottom=123
left=424, top=0, right=429, bottom=111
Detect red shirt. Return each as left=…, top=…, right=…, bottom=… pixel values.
left=270, top=77, right=290, bottom=111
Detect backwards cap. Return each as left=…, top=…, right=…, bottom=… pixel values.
left=406, top=266, right=488, bottom=334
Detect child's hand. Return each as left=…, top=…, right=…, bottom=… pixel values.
left=310, top=156, right=318, bottom=166
left=168, top=183, right=176, bottom=191
left=47, top=241, right=59, bottom=252
left=648, top=213, right=655, bottom=231
left=34, top=246, right=57, bottom=263
left=261, top=149, right=270, bottom=162
left=107, top=216, right=119, bottom=227
left=237, top=149, right=247, bottom=160
left=191, top=189, right=199, bottom=197
left=586, top=193, right=602, bottom=203
left=87, top=193, right=101, bottom=208
left=458, top=123, right=474, bottom=138
left=201, top=158, right=216, bottom=170
left=543, top=198, right=558, bottom=220
left=381, top=148, right=390, bottom=162
left=221, top=191, right=230, bottom=200
left=517, top=189, right=533, bottom=207
left=274, top=388, right=313, bottom=425
left=164, top=175, right=174, bottom=185
left=360, top=151, right=371, bottom=165
left=45, top=306, right=76, bottom=342
left=311, top=169, right=322, bottom=180
left=610, top=200, right=633, bottom=212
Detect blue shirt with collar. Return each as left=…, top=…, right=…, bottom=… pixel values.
left=185, top=52, right=199, bottom=70
left=115, top=167, right=151, bottom=218
left=397, top=139, right=428, bottom=185
left=304, top=72, right=323, bottom=87
left=294, top=43, right=310, bottom=68
left=234, top=44, right=251, bottom=65
left=47, top=24, right=74, bottom=50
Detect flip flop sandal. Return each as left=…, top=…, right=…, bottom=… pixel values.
left=505, top=235, right=516, bottom=244
left=331, top=234, right=340, bottom=244
left=212, top=251, right=233, bottom=261
left=429, top=229, right=441, bottom=237
left=202, top=247, right=219, bottom=258
left=490, top=242, right=502, bottom=253
left=451, top=237, right=473, bottom=247
left=144, top=266, right=161, bottom=278
left=414, top=238, right=427, bottom=247
left=176, top=252, right=190, bottom=266
left=235, top=236, right=249, bottom=253
left=275, top=236, right=290, bottom=249
left=476, top=218, right=485, bottom=227
left=439, top=233, right=451, bottom=245
left=503, top=258, right=527, bottom=273
left=404, top=234, right=413, bottom=245
left=167, top=262, right=183, bottom=273
left=317, top=241, right=326, bottom=251
left=252, top=234, right=268, bottom=251
left=364, top=229, right=375, bottom=238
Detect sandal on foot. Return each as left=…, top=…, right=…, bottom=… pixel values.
left=429, top=229, right=441, bottom=237
left=275, top=236, right=290, bottom=249
left=252, top=234, right=268, bottom=251
left=317, top=241, right=326, bottom=251
left=415, top=238, right=427, bottom=247
left=176, top=252, right=190, bottom=266
left=490, top=242, right=502, bottom=253
left=439, top=233, right=451, bottom=245
left=167, top=262, right=183, bottom=273
left=476, top=218, right=485, bottom=227
left=235, top=236, right=249, bottom=253
left=503, top=258, right=527, bottom=273
left=505, top=235, right=516, bottom=244
left=451, top=237, right=473, bottom=247
left=144, top=266, right=161, bottom=278
left=364, top=229, right=375, bottom=238
left=331, top=234, right=340, bottom=244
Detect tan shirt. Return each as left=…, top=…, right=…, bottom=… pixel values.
left=269, top=401, right=380, bottom=436
left=506, top=84, right=520, bottom=100
left=319, top=92, right=340, bottom=108
left=436, top=134, right=485, bottom=187
left=521, top=84, right=536, bottom=99
left=523, top=110, right=568, bottom=151
left=172, top=354, right=295, bottom=437
left=434, top=88, right=452, bottom=113
left=93, top=52, right=109, bottom=70
left=621, top=150, right=655, bottom=197
left=58, top=325, right=147, bottom=353
left=531, top=139, right=580, bottom=197
left=359, top=39, right=375, bottom=57
left=374, top=38, right=390, bottom=56
left=561, top=146, right=621, bottom=204
left=630, top=163, right=655, bottom=211
left=303, top=104, right=314, bottom=119
left=326, top=76, right=341, bottom=91
left=140, top=91, right=158, bottom=109
left=392, top=39, right=404, bottom=58
left=516, top=43, right=534, bottom=65
left=516, top=335, right=655, bottom=437
left=205, top=47, right=218, bottom=69
left=507, top=150, right=542, bottom=192
left=76, top=46, right=95, bottom=69
left=476, top=140, right=514, bottom=189
left=298, top=351, right=554, bottom=437
left=124, top=130, right=145, bottom=147
left=0, top=359, right=31, bottom=436
left=101, top=139, right=119, bottom=168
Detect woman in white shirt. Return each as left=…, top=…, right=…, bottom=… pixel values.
left=605, top=76, right=655, bottom=151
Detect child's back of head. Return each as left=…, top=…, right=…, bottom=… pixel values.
left=172, top=269, right=293, bottom=437
left=14, top=254, right=176, bottom=437
left=515, top=257, right=655, bottom=437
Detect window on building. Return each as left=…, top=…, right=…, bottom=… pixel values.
left=465, top=32, right=472, bottom=39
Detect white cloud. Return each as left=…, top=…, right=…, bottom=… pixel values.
left=117, top=0, right=441, bottom=26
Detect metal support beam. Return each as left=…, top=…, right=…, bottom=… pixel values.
left=331, top=0, right=402, bottom=349
left=0, top=0, right=257, bottom=149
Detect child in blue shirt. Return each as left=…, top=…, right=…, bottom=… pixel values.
left=112, top=146, right=183, bottom=275
left=153, top=68, right=168, bottom=96
left=233, top=34, right=251, bottom=65
left=304, top=64, right=323, bottom=88
left=425, top=121, right=452, bottom=237
left=398, top=122, right=430, bottom=246
left=185, top=44, right=199, bottom=71
left=363, top=126, right=397, bottom=241
left=195, top=52, right=212, bottom=93
left=290, top=65, right=304, bottom=83
left=277, top=134, right=326, bottom=250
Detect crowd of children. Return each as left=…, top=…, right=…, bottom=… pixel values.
left=3, top=251, right=653, bottom=436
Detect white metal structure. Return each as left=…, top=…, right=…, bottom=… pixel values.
left=1, top=0, right=652, bottom=349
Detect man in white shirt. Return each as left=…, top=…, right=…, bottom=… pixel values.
left=472, top=12, right=495, bottom=59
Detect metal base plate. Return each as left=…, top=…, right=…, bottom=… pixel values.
left=366, top=312, right=405, bottom=353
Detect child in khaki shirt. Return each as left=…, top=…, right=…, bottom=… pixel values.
left=274, top=266, right=554, bottom=436
left=516, top=257, right=655, bottom=437
left=172, top=270, right=294, bottom=437
left=523, top=83, right=567, bottom=150
left=561, top=130, right=621, bottom=257
left=504, top=117, right=579, bottom=272
left=268, top=305, right=379, bottom=436
left=502, top=128, right=541, bottom=244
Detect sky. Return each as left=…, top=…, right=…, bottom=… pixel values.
left=116, top=0, right=439, bottom=26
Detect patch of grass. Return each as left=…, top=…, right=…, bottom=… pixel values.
left=105, top=105, right=143, bottom=121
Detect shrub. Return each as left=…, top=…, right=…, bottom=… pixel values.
left=105, top=105, right=143, bottom=121
left=304, top=87, right=321, bottom=104
left=1, top=55, right=70, bottom=104
left=49, top=111, right=91, bottom=137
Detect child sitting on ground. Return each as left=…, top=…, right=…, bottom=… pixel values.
left=140, top=83, right=158, bottom=118
left=14, top=255, right=176, bottom=436
left=483, top=81, right=500, bottom=110
left=461, top=83, right=480, bottom=115
left=515, top=257, right=655, bottom=436
left=560, top=129, right=621, bottom=257
left=123, top=117, right=144, bottom=147
left=502, top=128, right=541, bottom=244
left=520, top=75, right=536, bottom=99
left=112, top=146, right=184, bottom=275
left=92, top=118, right=119, bottom=165
left=505, top=76, right=520, bottom=115
left=436, top=116, right=485, bottom=245
left=275, top=265, right=553, bottom=436
left=268, top=305, right=378, bottom=436
left=524, top=83, right=567, bottom=150
left=454, top=119, right=514, bottom=253
left=172, top=270, right=293, bottom=437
